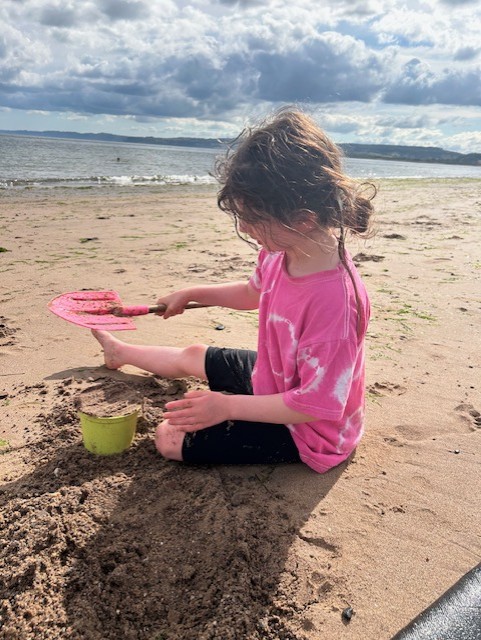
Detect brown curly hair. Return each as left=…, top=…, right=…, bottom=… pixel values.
left=216, top=108, right=375, bottom=241
left=216, top=108, right=376, bottom=335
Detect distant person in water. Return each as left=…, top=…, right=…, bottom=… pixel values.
left=92, top=108, right=375, bottom=474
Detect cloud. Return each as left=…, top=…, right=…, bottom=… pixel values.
left=39, top=5, right=77, bottom=28
left=440, top=130, right=481, bottom=153
left=254, top=33, right=385, bottom=103
left=0, top=0, right=480, bottom=152
left=384, top=58, right=481, bottom=106
left=97, top=0, right=150, bottom=21
left=0, top=22, right=48, bottom=83
left=0, top=3, right=390, bottom=118
left=438, top=0, right=478, bottom=4
left=315, top=112, right=364, bottom=134
left=215, top=0, right=264, bottom=6
left=1, top=4, right=478, bottom=122
left=454, top=46, right=480, bottom=61
left=376, top=113, right=435, bottom=128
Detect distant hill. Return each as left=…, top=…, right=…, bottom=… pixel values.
left=0, top=129, right=224, bottom=149
left=341, top=143, right=481, bottom=167
left=1, top=129, right=480, bottom=167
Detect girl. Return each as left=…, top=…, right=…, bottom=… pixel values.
left=92, top=109, right=374, bottom=474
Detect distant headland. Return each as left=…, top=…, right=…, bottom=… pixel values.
left=1, top=129, right=480, bottom=167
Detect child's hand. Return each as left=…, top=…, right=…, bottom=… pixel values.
left=163, top=390, right=231, bottom=432
left=156, top=291, right=190, bottom=319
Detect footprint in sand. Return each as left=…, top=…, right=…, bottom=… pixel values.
left=413, top=215, right=442, bottom=227
left=353, top=252, right=385, bottom=264
left=383, top=435, right=405, bottom=447
left=454, top=403, right=481, bottom=429
left=384, top=404, right=481, bottom=446
left=383, top=233, right=407, bottom=240
left=0, top=316, right=18, bottom=347
left=392, top=424, right=431, bottom=441
left=367, top=382, right=407, bottom=397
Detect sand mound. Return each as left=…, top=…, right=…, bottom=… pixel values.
left=0, top=376, right=348, bottom=640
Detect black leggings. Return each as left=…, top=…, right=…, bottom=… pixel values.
left=181, top=347, right=301, bottom=465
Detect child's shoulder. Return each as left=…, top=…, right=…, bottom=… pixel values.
left=255, top=248, right=284, bottom=275
left=257, top=248, right=282, bottom=265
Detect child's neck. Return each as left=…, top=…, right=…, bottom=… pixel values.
left=284, top=232, right=340, bottom=277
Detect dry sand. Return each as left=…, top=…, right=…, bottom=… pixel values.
left=1, top=179, right=480, bottom=639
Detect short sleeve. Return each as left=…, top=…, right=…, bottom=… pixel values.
left=283, top=339, right=358, bottom=421
left=248, top=248, right=269, bottom=292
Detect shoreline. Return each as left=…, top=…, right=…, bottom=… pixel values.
left=2, top=176, right=481, bottom=194
left=1, top=179, right=480, bottom=639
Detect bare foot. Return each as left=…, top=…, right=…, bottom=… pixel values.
left=91, top=330, right=125, bottom=369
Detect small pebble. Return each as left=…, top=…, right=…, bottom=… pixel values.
left=342, top=606, right=354, bottom=622
left=214, top=324, right=225, bottom=331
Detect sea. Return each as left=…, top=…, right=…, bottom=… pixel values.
left=1, top=133, right=480, bottom=191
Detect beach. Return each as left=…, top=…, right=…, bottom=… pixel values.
left=1, top=179, right=480, bottom=639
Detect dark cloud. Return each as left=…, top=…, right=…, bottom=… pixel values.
left=0, top=36, right=7, bottom=59
left=98, top=0, right=149, bottom=21
left=0, top=49, right=250, bottom=119
left=32, top=1, right=148, bottom=30
left=39, top=5, right=77, bottom=28
left=8, top=34, right=478, bottom=121
left=0, top=77, right=196, bottom=119
left=1, top=38, right=478, bottom=119
left=163, top=53, right=255, bottom=115
left=0, top=0, right=479, bottom=122
left=216, top=0, right=265, bottom=6
left=384, top=58, right=481, bottom=106
left=454, top=46, right=480, bottom=61
left=0, top=64, right=20, bottom=83
left=254, top=37, right=384, bottom=103
left=217, top=0, right=382, bottom=13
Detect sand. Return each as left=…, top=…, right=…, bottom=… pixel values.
left=1, top=179, right=480, bottom=639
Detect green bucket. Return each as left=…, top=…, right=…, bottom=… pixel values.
left=78, top=409, right=138, bottom=455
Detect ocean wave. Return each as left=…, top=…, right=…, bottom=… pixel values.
left=97, top=174, right=217, bottom=186
left=0, top=174, right=217, bottom=189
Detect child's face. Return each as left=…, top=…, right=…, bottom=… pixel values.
left=237, top=215, right=297, bottom=252
left=237, top=216, right=261, bottom=243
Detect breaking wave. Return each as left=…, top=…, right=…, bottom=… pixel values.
left=0, top=174, right=217, bottom=190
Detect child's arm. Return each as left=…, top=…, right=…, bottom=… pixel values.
left=157, top=281, right=259, bottom=318
left=163, top=390, right=318, bottom=431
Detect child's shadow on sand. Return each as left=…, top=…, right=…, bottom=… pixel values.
left=1, top=367, right=348, bottom=639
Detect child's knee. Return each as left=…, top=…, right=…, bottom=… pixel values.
left=179, top=343, right=208, bottom=378
left=155, top=421, right=184, bottom=461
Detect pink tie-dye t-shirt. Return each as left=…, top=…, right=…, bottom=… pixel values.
left=249, top=249, right=370, bottom=474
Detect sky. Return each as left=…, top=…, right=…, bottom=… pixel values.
left=0, top=0, right=480, bottom=152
